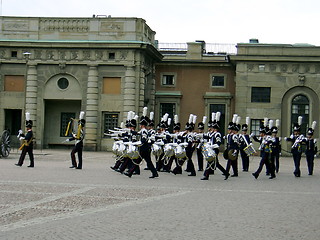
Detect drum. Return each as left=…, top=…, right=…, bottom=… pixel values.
left=163, top=144, right=175, bottom=158
left=152, top=143, right=163, bottom=157
left=243, top=144, right=256, bottom=156
left=228, top=150, right=238, bottom=161
left=201, top=143, right=216, bottom=162
left=175, top=144, right=186, bottom=160
left=127, top=143, right=140, bottom=159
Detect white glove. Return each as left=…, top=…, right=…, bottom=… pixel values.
left=19, top=137, right=25, bottom=140
left=66, top=139, right=70, bottom=142
left=250, top=133, right=255, bottom=138
left=314, top=155, right=317, bottom=158
left=18, top=129, right=23, bottom=135
left=212, top=144, right=219, bottom=149
left=284, top=137, right=287, bottom=141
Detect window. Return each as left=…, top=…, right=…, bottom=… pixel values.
left=209, top=104, right=226, bottom=136
left=103, top=77, right=121, bottom=94
left=103, top=113, right=119, bottom=136
left=251, top=87, right=271, bottom=103
left=108, top=52, right=115, bottom=60
left=211, top=75, right=225, bottom=87
left=57, top=77, right=69, bottom=90
left=4, top=75, right=25, bottom=92
left=161, top=74, right=175, bottom=86
left=4, top=109, right=22, bottom=135
left=291, top=95, right=309, bottom=135
left=11, top=51, right=17, bottom=58
left=251, top=119, right=263, bottom=136
left=60, top=112, right=76, bottom=137
left=160, top=103, right=176, bottom=131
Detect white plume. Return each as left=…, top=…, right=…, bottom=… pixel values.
left=142, top=107, right=148, bottom=117
left=188, top=114, right=193, bottom=124
left=149, top=111, right=154, bottom=120
left=167, top=118, right=172, bottom=126
left=25, top=112, right=30, bottom=121
left=174, top=114, right=179, bottom=124
left=312, top=121, right=317, bottom=130
left=134, top=115, right=138, bottom=121
left=215, top=112, right=221, bottom=122
left=275, top=119, right=280, bottom=128
left=79, top=111, right=85, bottom=120
left=192, top=115, right=197, bottom=124
left=232, top=114, right=238, bottom=123
left=263, top=117, right=268, bottom=127
left=269, top=119, right=274, bottom=129
left=236, top=116, right=241, bottom=125
left=298, top=116, right=303, bottom=126
left=211, top=112, right=216, bottom=122
left=163, top=113, right=169, bottom=122
left=120, top=122, right=124, bottom=129
left=202, top=116, right=207, bottom=124
left=246, top=117, right=250, bottom=125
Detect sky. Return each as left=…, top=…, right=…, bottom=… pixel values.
left=2, top=0, right=320, bottom=46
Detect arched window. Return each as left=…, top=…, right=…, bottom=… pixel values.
left=291, top=95, right=309, bottom=134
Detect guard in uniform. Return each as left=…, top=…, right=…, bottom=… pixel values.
left=201, top=112, right=229, bottom=180
left=270, top=119, right=281, bottom=173
left=16, top=112, right=34, bottom=167
left=238, top=117, right=251, bottom=172
left=124, top=107, right=158, bottom=178
left=303, top=121, right=317, bottom=175
left=225, top=115, right=240, bottom=177
left=195, top=116, right=206, bottom=171
left=285, top=116, right=304, bottom=177
left=252, top=119, right=276, bottom=179
left=185, top=114, right=197, bottom=176
left=66, top=111, right=86, bottom=169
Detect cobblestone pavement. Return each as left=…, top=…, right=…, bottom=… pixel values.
left=1, top=149, right=320, bottom=240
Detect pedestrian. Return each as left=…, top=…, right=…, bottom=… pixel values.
left=16, top=112, right=34, bottom=167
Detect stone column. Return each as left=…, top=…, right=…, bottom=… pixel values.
left=85, top=65, right=99, bottom=151
left=25, top=63, right=38, bottom=145
left=123, top=66, right=136, bottom=119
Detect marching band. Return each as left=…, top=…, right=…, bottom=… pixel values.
left=107, top=107, right=318, bottom=180
left=14, top=107, right=318, bottom=180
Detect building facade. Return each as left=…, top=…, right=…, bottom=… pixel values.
left=231, top=43, right=320, bottom=152
left=1, top=16, right=320, bottom=153
left=155, top=41, right=235, bottom=136
left=0, top=16, right=161, bottom=150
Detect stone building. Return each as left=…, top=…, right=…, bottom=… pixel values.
left=0, top=16, right=161, bottom=150
left=155, top=41, right=236, bottom=136
left=2, top=16, right=320, bottom=153
left=231, top=42, right=320, bottom=148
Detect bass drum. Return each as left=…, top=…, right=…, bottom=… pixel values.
left=174, top=145, right=186, bottom=159
left=127, top=144, right=140, bottom=159
left=163, top=144, right=175, bottom=158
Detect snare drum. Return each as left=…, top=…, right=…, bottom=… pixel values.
left=201, top=143, right=216, bottom=162
left=152, top=143, right=163, bottom=157
left=243, top=144, right=256, bottom=156
left=175, top=144, right=186, bottom=160
left=163, top=144, right=175, bottom=158
left=127, top=143, right=140, bottom=159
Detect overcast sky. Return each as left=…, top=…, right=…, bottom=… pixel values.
left=2, top=0, right=320, bottom=45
